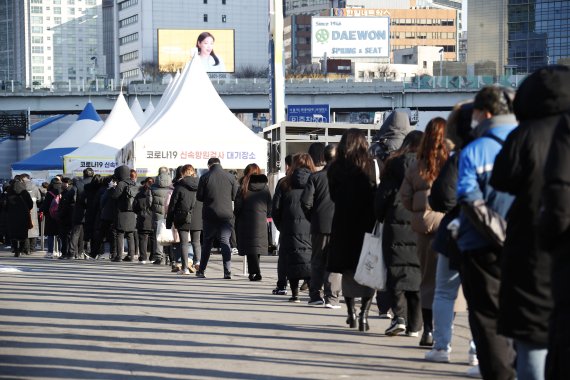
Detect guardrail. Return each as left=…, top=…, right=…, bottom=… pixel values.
left=0, top=75, right=528, bottom=95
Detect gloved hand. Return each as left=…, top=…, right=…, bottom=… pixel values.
left=108, top=180, right=117, bottom=189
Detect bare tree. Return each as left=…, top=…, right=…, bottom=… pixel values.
left=140, top=60, right=161, bottom=82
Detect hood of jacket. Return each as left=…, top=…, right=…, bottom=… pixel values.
left=472, top=114, right=518, bottom=139
left=291, top=168, right=311, bottom=189
left=155, top=172, right=172, bottom=188
left=12, top=181, right=27, bottom=195
left=177, top=176, right=199, bottom=192
left=113, top=165, right=131, bottom=182
left=247, top=174, right=268, bottom=192
left=376, top=111, right=412, bottom=150
left=514, top=65, right=570, bottom=121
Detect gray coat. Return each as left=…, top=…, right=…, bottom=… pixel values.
left=23, top=179, right=41, bottom=238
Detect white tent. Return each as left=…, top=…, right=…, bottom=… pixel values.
left=130, top=96, right=146, bottom=127
left=143, top=98, right=155, bottom=121
left=63, top=93, right=142, bottom=176
left=117, top=57, right=267, bottom=175
left=11, top=102, right=103, bottom=179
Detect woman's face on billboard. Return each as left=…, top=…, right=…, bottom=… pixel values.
left=198, top=36, right=214, bottom=57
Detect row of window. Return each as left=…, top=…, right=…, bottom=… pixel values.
left=119, top=14, right=138, bottom=28
left=30, top=0, right=96, bottom=4
left=122, top=68, right=140, bottom=79
left=203, top=0, right=227, bottom=4
left=391, top=32, right=456, bottom=39
left=118, top=0, right=138, bottom=11
left=391, top=18, right=455, bottom=27
left=120, top=50, right=138, bottom=63
left=119, top=32, right=138, bottom=46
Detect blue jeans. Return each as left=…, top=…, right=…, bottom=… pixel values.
left=200, top=219, right=232, bottom=274
left=432, top=253, right=461, bottom=351
left=515, top=339, right=547, bottom=380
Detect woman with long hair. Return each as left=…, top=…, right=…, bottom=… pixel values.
left=272, top=153, right=315, bottom=302
left=166, top=164, right=198, bottom=275
left=376, top=130, right=425, bottom=338
left=234, top=163, right=272, bottom=281
left=400, top=117, right=449, bottom=345
left=327, top=128, right=378, bottom=332
left=196, top=31, right=226, bottom=72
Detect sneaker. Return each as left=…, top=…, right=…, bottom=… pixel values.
left=324, top=303, right=342, bottom=309
left=122, top=256, right=134, bottom=262
left=406, top=331, right=420, bottom=338
left=177, top=269, right=191, bottom=275
left=195, top=271, right=206, bottom=278
left=288, top=296, right=300, bottom=303
left=424, top=349, right=451, bottom=363
left=385, top=317, right=406, bottom=336
left=420, top=331, right=434, bottom=347
left=44, top=253, right=53, bottom=259
left=194, top=263, right=200, bottom=272
left=272, top=288, right=288, bottom=295
left=224, top=272, right=232, bottom=279
left=379, top=312, right=393, bottom=319
left=171, top=264, right=181, bottom=273
left=231, top=248, right=239, bottom=255
left=468, top=344, right=479, bottom=366
left=308, top=298, right=325, bottom=306
left=466, top=365, right=482, bottom=378
left=139, top=261, right=149, bottom=264
left=152, top=259, right=162, bottom=265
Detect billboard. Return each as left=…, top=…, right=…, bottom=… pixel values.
left=158, top=29, right=235, bottom=73
left=311, top=17, right=390, bottom=59
left=287, top=104, right=330, bottom=122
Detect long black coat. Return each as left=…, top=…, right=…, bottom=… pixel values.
left=300, top=165, right=334, bottom=234
left=540, top=113, right=570, bottom=379
left=83, top=180, right=101, bottom=240
left=166, top=176, right=198, bottom=231
left=5, top=181, right=33, bottom=240
left=272, top=168, right=312, bottom=280
left=40, top=183, right=62, bottom=236
left=71, top=176, right=92, bottom=225
left=197, top=164, right=238, bottom=222
left=234, top=174, right=272, bottom=257
left=375, top=153, right=420, bottom=291
left=151, top=173, right=172, bottom=222
left=327, top=159, right=377, bottom=273
left=133, top=186, right=154, bottom=232
left=491, top=67, right=570, bottom=346
left=110, top=165, right=137, bottom=232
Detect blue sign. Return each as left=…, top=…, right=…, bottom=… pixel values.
left=287, top=104, right=330, bottom=122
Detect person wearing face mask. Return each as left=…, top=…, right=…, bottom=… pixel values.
left=456, top=86, right=518, bottom=380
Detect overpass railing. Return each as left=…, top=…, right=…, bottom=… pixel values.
left=0, top=75, right=527, bottom=95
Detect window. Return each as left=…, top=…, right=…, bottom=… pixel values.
left=54, top=7, right=61, bottom=14
left=203, top=13, right=208, bottom=22
left=53, top=0, right=60, bottom=3
left=32, top=36, right=43, bottom=44
left=31, top=6, right=42, bottom=13
left=119, top=32, right=139, bottom=45
left=222, top=14, right=226, bottom=22
left=31, top=16, right=43, bottom=24
left=31, top=0, right=42, bottom=3
left=32, top=26, right=43, bottom=33
left=68, top=0, right=74, bottom=4
left=203, top=0, right=207, bottom=3
left=118, top=0, right=138, bottom=11
left=32, top=56, right=44, bottom=64
left=86, top=0, right=96, bottom=5
left=119, top=14, right=138, bottom=28
left=32, top=46, right=44, bottom=53
left=33, top=66, right=44, bottom=74
left=423, top=61, right=427, bottom=69
left=54, top=17, right=61, bottom=24
left=120, top=50, right=139, bottom=63
left=68, top=7, right=75, bottom=15
left=121, top=68, right=140, bottom=79
left=222, top=0, right=226, bottom=3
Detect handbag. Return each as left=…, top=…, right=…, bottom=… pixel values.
left=156, top=218, right=175, bottom=245
left=354, top=222, right=387, bottom=290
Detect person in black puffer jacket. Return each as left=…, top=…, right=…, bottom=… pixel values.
left=540, top=112, right=570, bottom=380
left=376, top=131, right=424, bottom=337
left=166, top=164, right=198, bottom=274
left=272, top=153, right=314, bottom=302
left=110, top=165, right=138, bottom=262
left=234, top=163, right=272, bottom=281
left=4, top=178, right=33, bottom=257
left=150, top=169, right=173, bottom=265
left=491, top=66, right=570, bottom=379
left=91, top=176, right=117, bottom=259
left=134, top=177, right=155, bottom=263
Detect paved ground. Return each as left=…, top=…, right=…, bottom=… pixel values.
left=0, top=248, right=474, bottom=379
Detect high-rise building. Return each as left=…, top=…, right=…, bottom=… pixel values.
left=114, top=0, right=269, bottom=82
left=508, top=0, right=570, bottom=74
left=467, top=0, right=508, bottom=75
left=0, top=0, right=104, bottom=88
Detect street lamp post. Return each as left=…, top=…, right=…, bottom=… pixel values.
left=439, top=48, right=444, bottom=77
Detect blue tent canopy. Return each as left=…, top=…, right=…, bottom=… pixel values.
left=11, top=147, right=74, bottom=170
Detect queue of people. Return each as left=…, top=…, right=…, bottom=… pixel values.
left=2, top=65, right=570, bottom=380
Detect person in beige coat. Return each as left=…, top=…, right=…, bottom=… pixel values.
left=400, top=117, right=448, bottom=346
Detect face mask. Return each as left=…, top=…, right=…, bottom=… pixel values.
left=471, top=118, right=479, bottom=129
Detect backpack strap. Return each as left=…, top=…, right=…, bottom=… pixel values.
left=483, top=133, right=505, bottom=146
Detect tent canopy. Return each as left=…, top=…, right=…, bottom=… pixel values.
left=63, top=94, right=142, bottom=176
left=11, top=102, right=103, bottom=172
left=118, top=56, right=267, bottom=175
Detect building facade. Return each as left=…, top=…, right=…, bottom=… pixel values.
left=115, top=0, right=269, bottom=82
left=467, top=0, right=508, bottom=75
left=507, top=0, right=570, bottom=74
left=0, top=0, right=104, bottom=88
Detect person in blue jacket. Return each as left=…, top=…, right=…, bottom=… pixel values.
left=456, top=85, right=518, bottom=380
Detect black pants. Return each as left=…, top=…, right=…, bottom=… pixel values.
left=461, top=249, right=516, bottom=380
left=69, top=224, right=84, bottom=258
left=59, top=228, right=71, bottom=258
left=276, top=246, right=288, bottom=290
left=190, top=230, right=201, bottom=264
left=137, top=230, right=155, bottom=261
left=92, top=220, right=116, bottom=257
left=390, top=288, right=422, bottom=332
left=309, top=233, right=341, bottom=304
left=200, top=219, right=232, bottom=275
left=376, top=290, right=393, bottom=314
left=247, top=253, right=261, bottom=276
left=115, top=230, right=135, bottom=259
